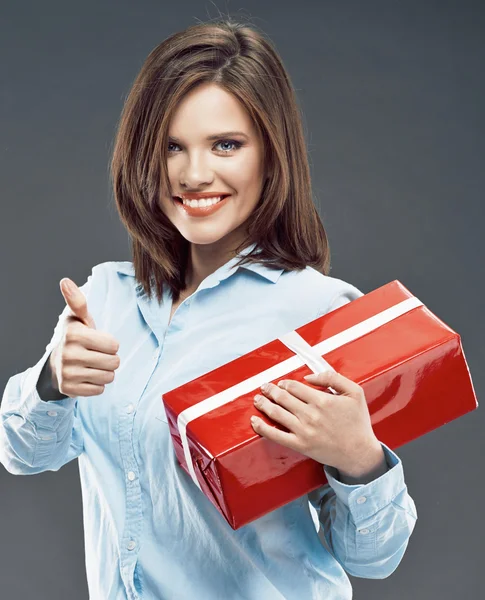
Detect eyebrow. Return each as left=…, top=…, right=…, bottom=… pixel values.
left=168, top=131, right=249, bottom=142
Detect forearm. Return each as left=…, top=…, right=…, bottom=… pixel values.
left=316, top=443, right=418, bottom=579
left=1, top=354, right=81, bottom=475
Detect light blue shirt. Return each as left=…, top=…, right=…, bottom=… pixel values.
left=1, top=244, right=417, bottom=600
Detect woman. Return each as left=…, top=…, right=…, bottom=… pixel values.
left=0, top=19, right=417, bottom=600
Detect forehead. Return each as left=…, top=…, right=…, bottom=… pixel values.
left=169, top=83, right=257, bottom=135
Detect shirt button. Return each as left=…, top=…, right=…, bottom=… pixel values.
left=359, top=528, right=370, bottom=535
left=185, top=299, right=191, bottom=306
left=39, top=434, right=53, bottom=441
left=152, top=349, right=158, bottom=359
left=127, top=471, right=136, bottom=481
left=357, top=496, right=367, bottom=504
left=127, top=540, right=137, bottom=550
left=47, top=410, right=58, bottom=417
left=126, top=404, right=134, bottom=414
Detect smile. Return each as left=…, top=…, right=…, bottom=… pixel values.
left=172, top=195, right=231, bottom=217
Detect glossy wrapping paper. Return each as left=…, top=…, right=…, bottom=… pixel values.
left=161, top=280, right=478, bottom=529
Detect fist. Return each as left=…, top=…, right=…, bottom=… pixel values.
left=49, top=278, right=121, bottom=398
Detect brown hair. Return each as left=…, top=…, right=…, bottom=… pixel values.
left=110, top=18, right=330, bottom=304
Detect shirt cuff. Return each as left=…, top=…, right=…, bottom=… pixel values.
left=19, top=348, right=77, bottom=430
left=323, top=442, right=405, bottom=522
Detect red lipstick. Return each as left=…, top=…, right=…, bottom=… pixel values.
left=173, top=194, right=231, bottom=218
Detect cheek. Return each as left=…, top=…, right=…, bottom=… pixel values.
left=166, top=166, right=177, bottom=190
left=227, top=159, right=264, bottom=189
left=158, top=193, right=178, bottom=221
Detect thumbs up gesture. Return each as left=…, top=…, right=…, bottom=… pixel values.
left=48, top=278, right=121, bottom=398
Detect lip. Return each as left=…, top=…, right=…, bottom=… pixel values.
left=174, top=192, right=231, bottom=200
left=173, top=194, right=231, bottom=218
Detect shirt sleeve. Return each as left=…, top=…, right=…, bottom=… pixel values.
left=308, top=442, right=418, bottom=579
left=317, top=280, right=365, bottom=317
left=307, top=283, right=418, bottom=578
left=0, top=269, right=95, bottom=475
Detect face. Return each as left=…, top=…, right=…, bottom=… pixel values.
left=160, top=82, right=266, bottom=254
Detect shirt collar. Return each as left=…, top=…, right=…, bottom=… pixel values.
left=115, top=243, right=284, bottom=284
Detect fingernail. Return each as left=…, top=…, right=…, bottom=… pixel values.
left=62, top=279, right=73, bottom=296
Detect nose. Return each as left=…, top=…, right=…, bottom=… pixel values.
left=179, top=152, right=214, bottom=190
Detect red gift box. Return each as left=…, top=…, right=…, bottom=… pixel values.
left=161, top=280, right=478, bottom=529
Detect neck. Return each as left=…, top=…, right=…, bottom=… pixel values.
left=184, top=231, right=249, bottom=292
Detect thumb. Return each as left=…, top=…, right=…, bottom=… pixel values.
left=60, top=278, right=96, bottom=329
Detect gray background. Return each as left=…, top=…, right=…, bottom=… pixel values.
left=1, top=1, right=483, bottom=599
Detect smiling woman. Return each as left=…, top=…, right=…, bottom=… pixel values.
left=1, top=15, right=417, bottom=600
left=110, top=20, right=330, bottom=304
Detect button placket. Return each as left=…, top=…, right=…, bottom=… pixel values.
left=118, top=360, right=157, bottom=571
left=117, top=299, right=171, bottom=573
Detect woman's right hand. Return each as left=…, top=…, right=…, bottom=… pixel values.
left=49, top=278, right=121, bottom=398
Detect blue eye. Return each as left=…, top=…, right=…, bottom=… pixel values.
left=214, top=140, right=242, bottom=153
left=167, top=139, right=243, bottom=154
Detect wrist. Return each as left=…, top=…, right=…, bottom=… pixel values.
left=48, top=350, right=60, bottom=391
left=37, top=350, right=68, bottom=401
left=337, top=439, right=388, bottom=485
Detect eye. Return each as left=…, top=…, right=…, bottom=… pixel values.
left=214, top=139, right=243, bottom=153
left=167, top=139, right=243, bottom=154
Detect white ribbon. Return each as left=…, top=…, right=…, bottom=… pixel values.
left=177, top=295, right=423, bottom=489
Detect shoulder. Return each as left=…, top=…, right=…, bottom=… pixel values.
left=277, top=266, right=365, bottom=319
left=80, top=260, right=137, bottom=312
left=86, top=260, right=135, bottom=280
left=83, top=260, right=135, bottom=292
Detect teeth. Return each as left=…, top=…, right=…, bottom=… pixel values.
left=181, top=196, right=226, bottom=207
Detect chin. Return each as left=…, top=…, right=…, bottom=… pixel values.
left=177, top=229, right=230, bottom=246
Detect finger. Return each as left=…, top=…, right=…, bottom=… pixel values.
left=253, top=394, right=300, bottom=432
left=276, top=378, right=334, bottom=404
left=60, top=278, right=96, bottom=329
left=60, top=381, right=105, bottom=398
left=65, top=365, right=116, bottom=386
left=262, top=381, right=310, bottom=413
left=65, top=320, right=120, bottom=355
left=303, top=369, right=361, bottom=396
left=250, top=415, right=302, bottom=452
left=66, top=346, right=121, bottom=370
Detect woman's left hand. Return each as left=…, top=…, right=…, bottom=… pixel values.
left=251, top=369, right=385, bottom=479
